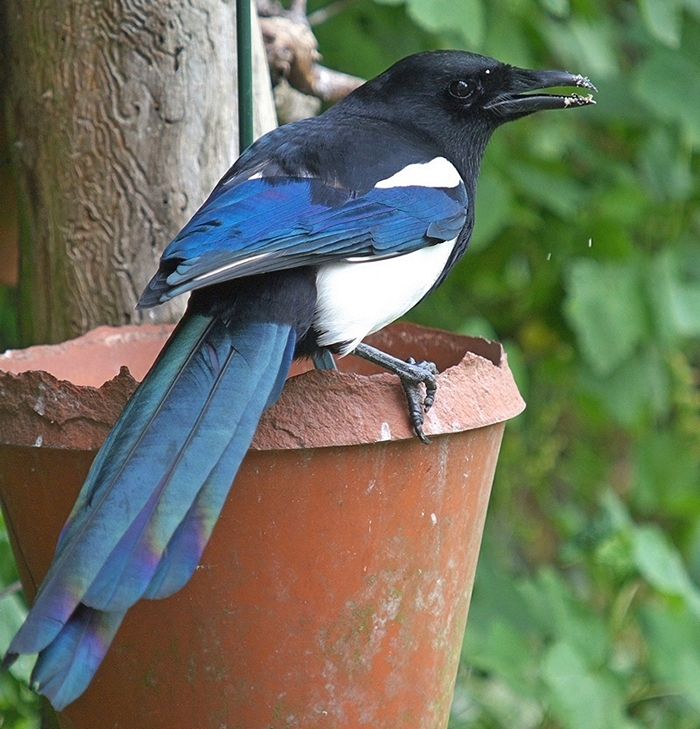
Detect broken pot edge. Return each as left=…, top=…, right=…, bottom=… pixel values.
left=0, top=321, right=525, bottom=451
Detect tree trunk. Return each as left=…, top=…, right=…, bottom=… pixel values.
left=2, top=0, right=276, bottom=345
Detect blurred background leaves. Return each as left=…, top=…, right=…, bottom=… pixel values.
left=313, top=0, right=700, bottom=726
left=1, top=0, right=699, bottom=726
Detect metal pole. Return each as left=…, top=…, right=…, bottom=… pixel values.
left=236, top=0, right=254, bottom=152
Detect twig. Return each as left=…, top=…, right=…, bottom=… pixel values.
left=256, top=0, right=364, bottom=120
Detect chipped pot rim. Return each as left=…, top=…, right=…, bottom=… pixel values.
left=0, top=322, right=525, bottom=450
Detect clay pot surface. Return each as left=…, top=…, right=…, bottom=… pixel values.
left=0, top=322, right=524, bottom=729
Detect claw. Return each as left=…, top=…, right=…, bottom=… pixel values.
left=353, top=343, right=439, bottom=443
left=423, top=378, right=437, bottom=412
left=408, top=359, right=439, bottom=412
left=400, top=377, right=431, bottom=444
left=415, top=424, right=430, bottom=445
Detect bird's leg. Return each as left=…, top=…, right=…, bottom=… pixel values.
left=312, top=349, right=337, bottom=370
left=352, top=342, right=439, bottom=444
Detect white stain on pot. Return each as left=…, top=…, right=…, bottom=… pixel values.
left=314, top=570, right=409, bottom=724
left=415, top=576, right=446, bottom=616
left=33, top=391, right=46, bottom=416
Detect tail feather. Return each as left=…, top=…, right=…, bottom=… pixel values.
left=144, top=333, right=294, bottom=601
left=55, top=314, right=214, bottom=555
left=28, top=605, right=125, bottom=712
left=17, top=314, right=218, bottom=651
left=81, top=321, right=294, bottom=611
left=6, top=314, right=295, bottom=674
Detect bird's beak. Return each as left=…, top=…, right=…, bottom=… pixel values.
left=485, top=68, right=597, bottom=118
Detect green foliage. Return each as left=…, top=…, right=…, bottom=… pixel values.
left=449, top=492, right=700, bottom=729
left=0, top=515, right=39, bottom=728
left=313, top=0, right=700, bottom=726
left=2, top=0, right=699, bottom=725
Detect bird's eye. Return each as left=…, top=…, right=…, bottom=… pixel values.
left=448, top=79, right=473, bottom=100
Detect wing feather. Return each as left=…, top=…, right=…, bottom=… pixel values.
left=139, top=172, right=467, bottom=308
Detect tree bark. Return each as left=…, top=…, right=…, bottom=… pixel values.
left=3, top=0, right=276, bottom=345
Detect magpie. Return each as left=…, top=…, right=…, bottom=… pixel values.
left=3, top=50, right=595, bottom=709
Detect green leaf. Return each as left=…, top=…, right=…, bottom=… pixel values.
left=450, top=673, right=544, bottom=729
left=669, top=281, right=700, bottom=337
left=464, top=551, right=540, bottom=652
left=593, top=173, right=649, bottom=228
left=639, top=128, right=693, bottom=201
left=482, top=15, right=533, bottom=67
left=406, top=0, right=485, bottom=47
left=0, top=515, right=36, bottom=688
left=0, top=515, right=21, bottom=587
left=466, top=620, right=539, bottom=694
left=632, top=525, right=700, bottom=617
left=314, top=0, right=437, bottom=80
left=638, top=0, right=683, bottom=47
left=655, top=247, right=700, bottom=338
left=0, top=594, right=36, bottom=685
left=641, top=604, right=700, bottom=716
left=686, top=0, right=700, bottom=16
left=564, top=259, right=647, bottom=377
left=501, top=340, right=528, bottom=404
left=599, top=490, right=633, bottom=532
left=632, top=429, right=700, bottom=515
left=540, top=17, right=618, bottom=79
left=542, top=642, right=634, bottom=729
left=534, top=568, right=608, bottom=667
left=582, top=345, right=671, bottom=426
left=0, top=671, right=41, bottom=729
left=509, top=163, right=587, bottom=218
left=635, top=49, right=700, bottom=147
left=538, top=0, right=570, bottom=18
left=471, top=168, right=514, bottom=252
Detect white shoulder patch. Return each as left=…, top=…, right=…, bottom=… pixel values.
left=374, top=157, right=462, bottom=190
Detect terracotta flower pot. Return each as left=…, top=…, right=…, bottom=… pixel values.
left=0, top=322, right=524, bottom=729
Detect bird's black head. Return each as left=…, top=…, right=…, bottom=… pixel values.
left=336, top=51, right=595, bottom=182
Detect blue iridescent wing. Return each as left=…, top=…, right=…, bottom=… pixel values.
left=139, top=173, right=467, bottom=307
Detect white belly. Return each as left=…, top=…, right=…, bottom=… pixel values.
left=313, top=238, right=457, bottom=355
